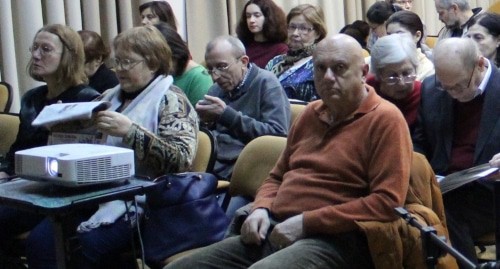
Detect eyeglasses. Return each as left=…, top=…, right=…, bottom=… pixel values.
left=287, top=24, right=314, bottom=34
left=29, top=44, right=62, bottom=57
left=111, top=58, right=144, bottom=71
left=395, top=0, right=412, bottom=4
left=206, top=57, right=241, bottom=76
left=382, top=74, right=417, bottom=85
left=436, top=64, right=475, bottom=92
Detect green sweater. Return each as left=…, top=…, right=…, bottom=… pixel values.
left=174, top=65, right=213, bottom=106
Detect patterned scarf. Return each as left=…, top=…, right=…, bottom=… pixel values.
left=270, top=44, right=316, bottom=77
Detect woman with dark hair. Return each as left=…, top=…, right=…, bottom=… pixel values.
left=386, top=10, right=434, bottom=80
left=155, top=22, right=212, bottom=106
left=339, top=20, right=370, bottom=51
left=78, top=30, right=119, bottom=93
left=266, top=4, right=327, bottom=102
left=466, top=12, right=500, bottom=67
left=235, top=0, right=288, bottom=68
left=366, top=1, right=402, bottom=49
left=140, top=0, right=177, bottom=30
left=0, top=23, right=99, bottom=267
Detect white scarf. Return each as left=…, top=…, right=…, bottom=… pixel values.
left=100, top=75, right=173, bottom=147
left=77, top=75, right=173, bottom=232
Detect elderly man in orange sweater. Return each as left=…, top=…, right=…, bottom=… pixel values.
left=166, top=34, right=413, bottom=269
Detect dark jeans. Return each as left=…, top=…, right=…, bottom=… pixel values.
left=26, top=213, right=138, bottom=269
left=0, top=206, right=44, bottom=267
left=166, top=231, right=374, bottom=269
left=444, top=182, right=495, bottom=268
left=0, top=205, right=138, bottom=269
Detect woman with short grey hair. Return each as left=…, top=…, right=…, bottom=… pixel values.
left=367, top=33, right=421, bottom=133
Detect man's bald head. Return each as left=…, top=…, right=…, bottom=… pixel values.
left=433, top=37, right=485, bottom=102
left=434, top=37, right=479, bottom=72
left=313, top=34, right=369, bottom=120
left=315, top=34, right=365, bottom=66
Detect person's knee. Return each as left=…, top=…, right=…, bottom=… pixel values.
left=25, top=221, right=54, bottom=251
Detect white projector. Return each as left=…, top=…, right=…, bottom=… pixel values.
left=15, top=144, right=135, bottom=187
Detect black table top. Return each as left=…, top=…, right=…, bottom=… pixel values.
left=0, top=177, right=156, bottom=215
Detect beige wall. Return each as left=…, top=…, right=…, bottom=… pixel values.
left=0, top=0, right=496, bottom=112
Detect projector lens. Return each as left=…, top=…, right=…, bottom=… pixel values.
left=48, top=158, right=58, bottom=176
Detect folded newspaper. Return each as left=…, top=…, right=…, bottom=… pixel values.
left=438, top=163, right=499, bottom=194
left=32, top=101, right=111, bottom=127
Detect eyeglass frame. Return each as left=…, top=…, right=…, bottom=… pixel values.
left=382, top=74, right=417, bottom=85
left=29, top=44, right=63, bottom=57
left=436, top=64, right=475, bottom=92
left=287, top=24, right=315, bottom=34
left=29, top=32, right=71, bottom=57
left=206, top=56, right=243, bottom=76
left=394, top=0, right=413, bottom=4
left=111, top=58, right=144, bottom=71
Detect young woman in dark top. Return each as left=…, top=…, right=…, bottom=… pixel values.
left=140, top=0, right=177, bottom=29
left=236, top=0, right=288, bottom=68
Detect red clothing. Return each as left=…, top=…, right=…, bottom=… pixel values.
left=448, top=95, right=484, bottom=173
left=246, top=40, right=288, bottom=69
left=253, top=86, right=412, bottom=235
left=366, top=74, right=421, bottom=130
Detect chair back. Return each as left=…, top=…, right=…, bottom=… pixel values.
left=362, top=48, right=370, bottom=58
left=488, top=1, right=500, bottom=13
left=290, top=102, right=307, bottom=127
left=191, top=127, right=217, bottom=173
left=425, top=35, right=438, bottom=49
left=0, top=113, right=20, bottom=156
left=229, top=135, right=287, bottom=198
left=0, top=82, right=13, bottom=112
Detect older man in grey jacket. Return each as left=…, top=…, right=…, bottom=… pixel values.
left=196, top=35, right=290, bottom=180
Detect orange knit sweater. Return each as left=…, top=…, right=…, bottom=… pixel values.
left=253, top=86, right=413, bottom=235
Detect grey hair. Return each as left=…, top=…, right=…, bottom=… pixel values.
left=436, top=0, right=470, bottom=11
left=370, top=33, right=419, bottom=80
left=205, top=35, right=246, bottom=58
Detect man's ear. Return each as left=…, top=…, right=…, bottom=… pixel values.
left=240, top=55, right=250, bottom=66
left=478, top=56, right=487, bottom=71
left=362, top=63, right=369, bottom=78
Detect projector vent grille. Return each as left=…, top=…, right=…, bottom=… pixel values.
left=15, top=157, right=23, bottom=173
left=76, top=157, right=131, bottom=183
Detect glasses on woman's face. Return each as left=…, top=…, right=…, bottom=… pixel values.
left=382, top=74, right=417, bottom=85
left=29, top=44, right=62, bottom=57
left=111, top=58, right=144, bottom=71
left=287, top=24, right=314, bottom=34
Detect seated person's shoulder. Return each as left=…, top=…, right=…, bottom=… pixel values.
left=164, top=84, right=195, bottom=107
left=72, top=85, right=100, bottom=101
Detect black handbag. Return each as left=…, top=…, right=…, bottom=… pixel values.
left=143, top=172, right=229, bottom=268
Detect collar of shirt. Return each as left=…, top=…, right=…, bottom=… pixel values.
left=226, top=64, right=253, bottom=100
left=236, top=63, right=252, bottom=91
left=315, top=85, right=379, bottom=128
left=476, top=58, right=492, bottom=97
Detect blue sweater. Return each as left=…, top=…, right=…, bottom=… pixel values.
left=208, top=63, right=290, bottom=178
